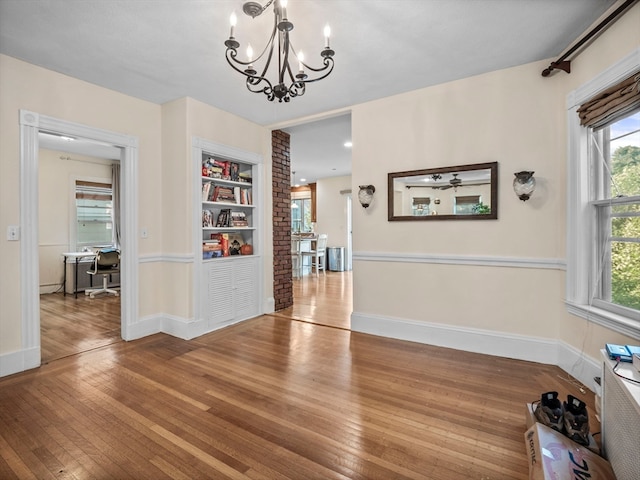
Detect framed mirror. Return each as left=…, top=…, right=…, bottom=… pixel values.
left=388, top=162, right=498, bottom=221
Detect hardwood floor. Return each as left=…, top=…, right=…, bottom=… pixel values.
left=275, top=271, right=352, bottom=329
left=40, top=292, right=121, bottom=363
left=2, top=273, right=599, bottom=479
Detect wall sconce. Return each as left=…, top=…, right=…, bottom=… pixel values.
left=358, top=185, right=375, bottom=208
left=513, top=171, right=536, bottom=201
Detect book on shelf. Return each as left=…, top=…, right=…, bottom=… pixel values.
left=215, top=208, right=232, bottom=227
left=227, top=233, right=245, bottom=255
left=230, top=211, right=248, bottom=227
left=239, top=172, right=252, bottom=184
left=202, top=182, right=212, bottom=201
left=212, top=185, right=236, bottom=203
left=202, top=209, right=213, bottom=228
left=230, top=162, right=240, bottom=182
left=202, top=156, right=236, bottom=180
left=238, top=188, right=252, bottom=205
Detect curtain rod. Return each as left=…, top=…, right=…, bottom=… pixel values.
left=541, top=0, right=638, bottom=77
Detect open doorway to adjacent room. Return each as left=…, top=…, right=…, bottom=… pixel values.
left=280, top=113, right=353, bottom=329
left=19, top=110, right=139, bottom=370
left=37, top=133, right=124, bottom=363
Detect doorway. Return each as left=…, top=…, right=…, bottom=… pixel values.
left=19, top=110, right=139, bottom=371
left=37, top=140, right=123, bottom=362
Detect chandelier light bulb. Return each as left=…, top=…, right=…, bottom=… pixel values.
left=229, top=12, right=237, bottom=37
left=246, top=44, right=253, bottom=62
left=280, top=0, right=288, bottom=18
left=324, top=24, right=331, bottom=48
left=298, top=51, right=304, bottom=72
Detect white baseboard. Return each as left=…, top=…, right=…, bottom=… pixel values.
left=0, top=346, right=40, bottom=378
left=351, top=311, right=601, bottom=392
left=3, top=309, right=601, bottom=390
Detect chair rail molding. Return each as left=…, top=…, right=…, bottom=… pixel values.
left=353, top=251, right=566, bottom=270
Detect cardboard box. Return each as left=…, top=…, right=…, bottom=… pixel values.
left=524, top=423, right=615, bottom=480
left=525, top=403, right=599, bottom=455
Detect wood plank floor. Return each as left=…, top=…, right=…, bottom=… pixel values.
left=40, top=292, right=121, bottom=363
left=274, top=271, right=352, bottom=330
left=4, top=272, right=599, bottom=479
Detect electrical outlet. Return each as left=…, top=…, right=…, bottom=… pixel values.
left=7, top=225, right=20, bottom=241
left=141, top=228, right=148, bottom=239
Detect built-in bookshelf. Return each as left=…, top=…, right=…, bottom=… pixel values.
left=201, top=154, right=256, bottom=260
left=193, top=137, right=263, bottom=333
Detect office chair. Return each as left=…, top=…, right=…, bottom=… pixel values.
left=85, top=248, right=120, bottom=298
left=301, top=234, right=327, bottom=276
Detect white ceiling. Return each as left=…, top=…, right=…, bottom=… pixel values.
left=0, top=0, right=618, bottom=183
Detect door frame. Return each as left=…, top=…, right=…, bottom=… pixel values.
left=19, top=110, right=139, bottom=368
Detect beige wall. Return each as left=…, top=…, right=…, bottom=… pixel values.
left=350, top=3, right=640, bottom=362
left=316, top=175, right=351, bottom=250
left=0, top=54, right=270, bottom=364
left=0, top=54, right=162, bottom=356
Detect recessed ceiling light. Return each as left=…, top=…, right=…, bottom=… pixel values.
left=344, top=141, right=352, bottom=148
left=300, top=178, right=306, bottom=182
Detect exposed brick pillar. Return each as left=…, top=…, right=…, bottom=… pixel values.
left=272, top=130, right=293, bottom=310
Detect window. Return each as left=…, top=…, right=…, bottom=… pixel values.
left=412, top=197, right=430, bottom=216
left=567, top=60, right=640, bottom=339
left=75, top=180, right=113, bottom=249
left=454, top=195, right=481, bottom=215
left=291, top=198, right=312, bottom=232
left=591, top=111, right=640, bottom=317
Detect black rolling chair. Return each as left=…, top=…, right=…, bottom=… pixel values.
left=85, top=248, right=120, bottom=298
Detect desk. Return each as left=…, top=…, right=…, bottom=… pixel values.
left=62, top=252, right=96, bottom=298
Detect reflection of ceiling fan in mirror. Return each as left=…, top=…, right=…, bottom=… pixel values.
left=431, top=173, right=490, bottom=191
left=433, top=173, right=462, bottom=190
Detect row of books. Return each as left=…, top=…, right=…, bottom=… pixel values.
left=203, top=233, right=250, bottom=258
left=202, top=157, right=252, bottom=184
left=202, top=208, right=249, bottom=228
left=202, top=182, right=252, bottom=205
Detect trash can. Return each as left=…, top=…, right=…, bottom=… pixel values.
left=327, top=247, right=345, bottom=271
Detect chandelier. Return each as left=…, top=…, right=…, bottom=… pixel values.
left=224, top=0, right=335, bottom=103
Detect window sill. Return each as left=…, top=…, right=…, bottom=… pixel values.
left=566, top=301, right=640, bottom=341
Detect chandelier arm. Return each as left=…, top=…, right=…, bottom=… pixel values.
left=301, top=56, right=334, bottom=74
left=298, top=58, right=335, bottom=84
left=225, top=49, right=254, bottom=76
left=288, top=82, right=306, bottom=98
left=246, top=77, right=273, bottom=95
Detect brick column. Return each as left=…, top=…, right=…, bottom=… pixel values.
left=272, top=130, right=293, bottom=310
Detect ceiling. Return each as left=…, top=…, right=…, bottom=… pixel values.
left=0, top=0, right=618, bottom=183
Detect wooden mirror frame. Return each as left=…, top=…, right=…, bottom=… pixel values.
left=387, top=161, right=498, bottom=221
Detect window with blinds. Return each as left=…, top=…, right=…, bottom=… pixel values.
left=454, top=195, right=481, bottom=215
left=412, top=197, right=430, bottom=216
left=76, top=180, right=113, bottom=248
